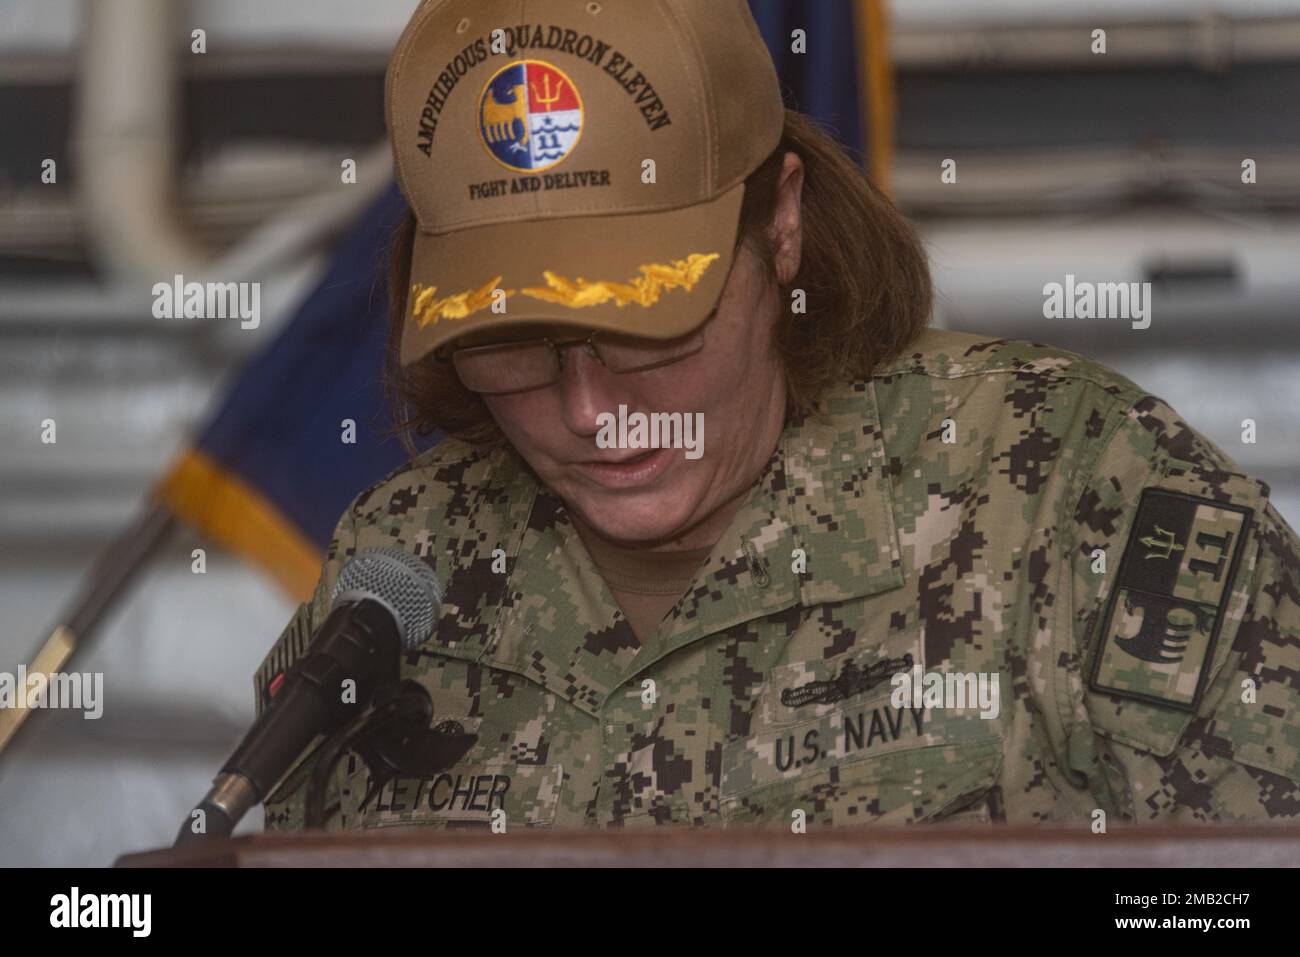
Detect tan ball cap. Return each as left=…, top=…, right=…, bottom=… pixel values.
left=385, top=0, right=785, bottom=366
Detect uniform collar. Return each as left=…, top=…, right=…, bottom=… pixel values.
left=446, top=378, right=906, bottom=717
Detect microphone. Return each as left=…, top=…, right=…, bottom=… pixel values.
left=175, top=549, right=441, bottom=844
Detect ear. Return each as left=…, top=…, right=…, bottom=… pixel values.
left=768, top=152, right=805, bottom=285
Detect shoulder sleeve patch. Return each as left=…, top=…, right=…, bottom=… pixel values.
left=1089, top=485, right=1254, bottom=711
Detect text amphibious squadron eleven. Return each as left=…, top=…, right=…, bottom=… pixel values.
left=254, top=330, right=1300, bottom=830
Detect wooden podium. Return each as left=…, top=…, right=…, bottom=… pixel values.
left=116, top=825, right=1300, bottom=867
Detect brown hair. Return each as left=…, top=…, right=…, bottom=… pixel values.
left=384, top=108, right=932, bottom=453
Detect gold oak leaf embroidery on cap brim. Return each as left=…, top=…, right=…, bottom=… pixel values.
left=410, top=253, right=720, bottom=326
left=411, top=276, right=514, bottom=328
left=521, top=253, right=720, bottom=308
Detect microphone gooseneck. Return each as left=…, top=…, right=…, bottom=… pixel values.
left=174, top=549, right=441, bottom=845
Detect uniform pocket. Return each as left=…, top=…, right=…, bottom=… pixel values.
left=720, top=735, right=1003, bottom=826
left=721, top=621, right=1004, bottom=825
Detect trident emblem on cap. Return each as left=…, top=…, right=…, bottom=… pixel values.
left=479, top=60, right=584, bottom=173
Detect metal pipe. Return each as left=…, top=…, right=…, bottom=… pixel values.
left=73, top=0, right=393, bottom=290
left=76, top=0, right=207, bottom=282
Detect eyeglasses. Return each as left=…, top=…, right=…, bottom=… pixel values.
left=447, top=323, right=708, bottom=395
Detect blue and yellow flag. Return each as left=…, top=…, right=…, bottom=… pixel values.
left=154, top=185, right=432, bottom=599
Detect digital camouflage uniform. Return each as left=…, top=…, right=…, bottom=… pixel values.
left=255, top=328, right=1300, bottom=830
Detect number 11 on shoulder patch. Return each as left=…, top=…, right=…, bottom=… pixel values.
left=1089, top=488, right=1254, bottom=712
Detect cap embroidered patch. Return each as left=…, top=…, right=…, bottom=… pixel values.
left=1090, top=487, right=1253, bottom=711
left=479, top=60, right=584, bottom=172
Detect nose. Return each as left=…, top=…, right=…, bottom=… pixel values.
left=556, top=345, right=625, bottom=438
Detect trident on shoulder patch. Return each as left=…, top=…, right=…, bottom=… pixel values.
left=1089, top=487, right=1253, bottom=712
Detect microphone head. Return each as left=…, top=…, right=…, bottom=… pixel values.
left=330, top=549, right=442, bottom=650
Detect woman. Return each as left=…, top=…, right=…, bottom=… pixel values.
left=256, top=0, right=1300, bottom=831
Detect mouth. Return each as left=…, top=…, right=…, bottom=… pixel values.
left=571, top=447, right=673, bottom=488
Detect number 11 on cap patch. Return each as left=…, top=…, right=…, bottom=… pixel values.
left=1089, top=488, right=1254, bottom=712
